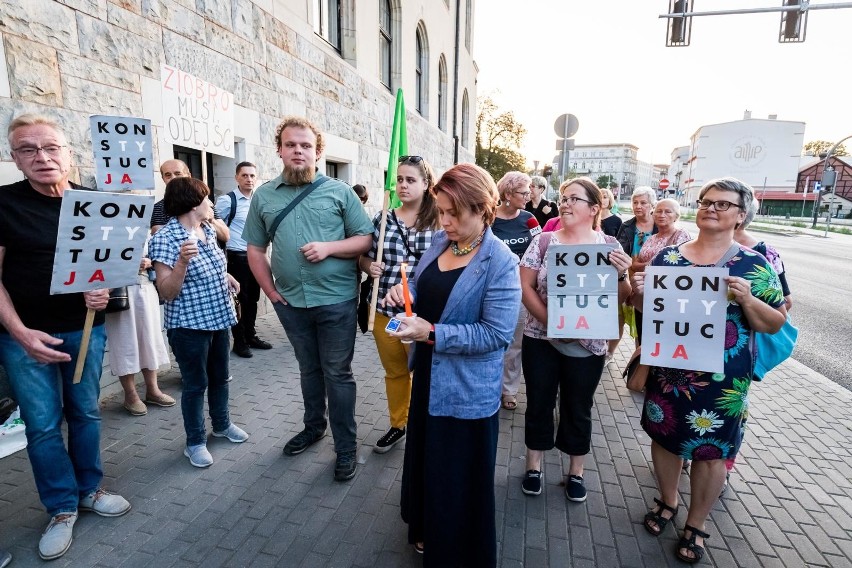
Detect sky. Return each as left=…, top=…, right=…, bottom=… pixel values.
left=473, top=0, right=852, bottom=167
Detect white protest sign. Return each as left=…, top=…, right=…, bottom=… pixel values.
left=546, top=244, right=619, bottom=339
left=90, top=115, right=155, bottom=191
left=50, top=190, right=155, bottom=294
left=161, top=64, right=234, bottom=157
left=640, top=266, right=728, bottom=372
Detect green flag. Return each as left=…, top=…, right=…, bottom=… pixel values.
left=385, top=89, right=407, bottom=210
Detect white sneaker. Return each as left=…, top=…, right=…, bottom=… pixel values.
left=184, top=444, right=213, bottom=467
left=79, top=488, right=131, bottom=517
left=212, top=423, right=249, bottom=443
left=38, top=512, right=77, bottom=560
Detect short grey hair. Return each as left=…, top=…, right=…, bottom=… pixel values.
left=698, top=177, right=755, bottom=220
left=741, top=196, right=759, bottom=228
left=530, top=175, right=548, bottom=189
left=7, top=113, right=61, bottom=145
left=631, top=186, right=657, bottom=206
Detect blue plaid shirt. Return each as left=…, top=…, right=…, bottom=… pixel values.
left=149, top=218, right=237, bottom=330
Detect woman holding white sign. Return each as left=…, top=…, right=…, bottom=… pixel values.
left=149, top=177, right=249, bottom=469
left=518, top=177, right=632, bottom=502
left=633, top=178, right=786, bottom=564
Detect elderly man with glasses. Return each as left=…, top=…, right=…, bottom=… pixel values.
left=0, top=114, right=131, bottom=560
left=524, top=175, right=558, bottom=227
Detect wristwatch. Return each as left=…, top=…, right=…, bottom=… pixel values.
left=618, top=272, right=628, bottom=281
left=426, top=324, right=435, bottom=345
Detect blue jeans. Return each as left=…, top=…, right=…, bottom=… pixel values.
left=167, top=328, right=231, bottom=446
left=273, top=299, right=357, bottom=453
left=0, top=325, right=106, bottom=516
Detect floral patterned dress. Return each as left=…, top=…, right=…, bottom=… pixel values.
left=640, top=244, right=784, bottom=461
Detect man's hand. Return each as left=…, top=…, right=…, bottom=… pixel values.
left=300, top=241, right=331, bottom=263
left=16, top=328, right=70, bottom=363
left=84, top=289, right=110, bottom=311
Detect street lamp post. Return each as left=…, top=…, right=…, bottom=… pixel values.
left=816, top=135, right=852, bottom=236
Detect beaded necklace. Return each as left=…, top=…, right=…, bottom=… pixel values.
left=450, top=230, right=486, bottom=256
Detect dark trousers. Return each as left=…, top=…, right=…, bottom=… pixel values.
left=227, top=251, right=261, bottom=344
left=521, top=336, right=604, bottom=455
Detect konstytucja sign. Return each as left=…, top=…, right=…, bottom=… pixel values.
left=50, top=190, right=155, bottom=294
left=640, top=266, right=728, bottom=372
left=546, top=244, right=620, bottom=340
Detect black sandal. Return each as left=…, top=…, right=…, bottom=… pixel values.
left=644, top=497, right=679, bottom=537
left=676, top=524, right=710, bottom=564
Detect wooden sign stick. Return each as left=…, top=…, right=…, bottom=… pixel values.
left=72, top=308, right=96, bottom=384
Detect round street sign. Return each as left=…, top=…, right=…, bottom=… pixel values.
left=659, top=179, right=670, bottom=190
left=553, top=114, right=579, bottom=138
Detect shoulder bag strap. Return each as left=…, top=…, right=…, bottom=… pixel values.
left=226, top=191, right=237, bottom=226
left=267, top=175, right=328, bottom=242
left=715, top=243, right=740, bottom=267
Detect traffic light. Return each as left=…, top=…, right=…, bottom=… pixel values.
left=779, top=0, right=807, bottom=43
left=542, top=165, right=553, bottom=177
left=667, top=0, right=693, bottom=47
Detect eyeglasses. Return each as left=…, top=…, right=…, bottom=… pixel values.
left=515, top=191, right=532, bottom=197
left=696, top=199, right=742, bottom=211
left=559, top=195, right=594, bottom=206
left=12, top=145, right=66, bottom=158
left=398, top=155, right=423, bottom=164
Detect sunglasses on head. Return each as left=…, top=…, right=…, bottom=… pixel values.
left=398, top=155, right=424, bottom=164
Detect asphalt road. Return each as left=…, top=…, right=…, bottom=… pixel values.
left=679, top=219, right=852, bottom=391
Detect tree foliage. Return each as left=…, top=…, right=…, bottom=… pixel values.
left=475, top=96, right=528, bottom=181
left=803, top=140, right=848, bottom=157
left=596, top=174, right=617, bottom=189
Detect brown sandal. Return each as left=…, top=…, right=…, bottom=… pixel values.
left=501, top=395, right=517, bottom=410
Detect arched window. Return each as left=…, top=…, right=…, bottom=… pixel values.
left=461, top=89, right=470, bottom=148
left=313, top=0, right=341, bottom=51
left=379, top=0, right=392, bottom=90
left=438, top=55, right=448, bottom=132
left=415, top=22, right=429, bottom=117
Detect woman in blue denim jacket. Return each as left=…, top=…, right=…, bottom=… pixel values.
left=385, top=163, right=521, bottom=566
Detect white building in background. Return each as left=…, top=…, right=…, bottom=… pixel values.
left=669, top=146, right=690, bottom=197
left=0, top=0, right=478, bottom=208
left=679, top=112, right=805, bottom=206
left=569, top=143, right=639, bottom=198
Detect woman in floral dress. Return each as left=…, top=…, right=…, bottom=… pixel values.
left=633, top=178, right=786, bottom=564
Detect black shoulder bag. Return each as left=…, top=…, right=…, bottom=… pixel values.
left=267, top=175, right=329, bottom=243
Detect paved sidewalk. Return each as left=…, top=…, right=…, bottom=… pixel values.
left=1, top=313, right=851, bottom=567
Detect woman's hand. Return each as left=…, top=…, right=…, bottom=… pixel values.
left=368, top=261, right=385, bottom=279
left=608, top=249, right=632, bottom=277
left=389, top=315, right=432, bottom=342
left=725, top=276, right=753, bottom=306
left=382, top=283, right=405, bottom=308
left=632, top=272, right=646, bottom=297
left=139, top=257, right=152, bottom=271
left=178, top=239, right=199, bottom=264
left=227, top=274, right=240, bottom=294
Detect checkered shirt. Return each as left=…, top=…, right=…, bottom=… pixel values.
left=148, top=218, right=237, bottom=330
left=365, top=210, right=434, bottom=317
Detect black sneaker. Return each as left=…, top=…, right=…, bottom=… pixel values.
left=334, top=450, right=357, bottom=481
left=565, top=474, right=587, bottom=502
left=373, top=427, right=406, bottom=454
left=283, top=429, right=325, bottom=456
left=522, top=470, right=543, bottom=496
left=247, top=336, right=272, bottom=350
left=233, top=342, right=252, bottom=358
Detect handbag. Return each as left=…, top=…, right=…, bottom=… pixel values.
left=622, top=346, right=650, bottom=392
left=752, top=316, right=798, bottom=381
left=230, top=290, right=242, bottom=321
left=104, top=287, right=130, bottom=313
left=357, top=278, right=372, bottom=334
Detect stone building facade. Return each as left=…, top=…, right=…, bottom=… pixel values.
left=0, top=0, right=478, bottom=207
